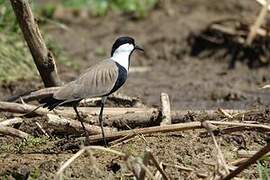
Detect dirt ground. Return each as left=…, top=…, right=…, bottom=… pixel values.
left=1, top=0, right=270, bottom=179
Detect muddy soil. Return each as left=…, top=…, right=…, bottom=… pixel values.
left=1, top=0, right=270, bottom=179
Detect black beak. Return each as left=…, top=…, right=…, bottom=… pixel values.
left=135, top=45, right=144, bottom=52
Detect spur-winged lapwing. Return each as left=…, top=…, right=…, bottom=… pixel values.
left=40, top=36, right=144, bottom=145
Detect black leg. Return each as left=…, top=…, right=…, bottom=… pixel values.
left=73, top=105, right=90, bottom=144
left=99, top=97, right=107, bottom=146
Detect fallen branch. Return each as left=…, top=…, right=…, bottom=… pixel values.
left=0, top=125, right=30, bottom=139
left=85, top=122, right=202, bottom=143
left=0, top=101, right=254, bottom=128
left=85, top=120, right=270, bottom=143
left=0, top=117, right=23, bottom=126
left=223, top=143, right=270, bottom=180
left=47, top=114, right=117, bottom=135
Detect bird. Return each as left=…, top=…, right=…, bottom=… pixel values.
left=39, top=36, right=144, bottom=145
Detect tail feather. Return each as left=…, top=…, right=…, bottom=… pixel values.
left=40, top=96, right=64, bottom=111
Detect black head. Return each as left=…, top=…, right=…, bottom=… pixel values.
left=111, top=36, right=144, bottom=56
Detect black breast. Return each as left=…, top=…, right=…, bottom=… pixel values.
left=107, top=62, right=128, bottom=95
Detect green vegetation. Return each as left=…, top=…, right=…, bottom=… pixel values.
left=257, top=160, right=270, bottom=180
left=28, top=167, right=41, bottom=180
left=52, top=0, right=158, bottom=17
left=16, top=136, right=49, bottom=153
left=0, top=1, right=76, bottom=84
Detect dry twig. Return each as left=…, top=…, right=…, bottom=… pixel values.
left=246, top=0, right=270, bottom=45
left=202, top=121, right=230, bottom=176
left=223, top=143, right=270, bottom=180
left=35, top=122, right=50, bottom=138
left=56, top=146, right=125, bottom=179
left=149, top=151, right=170, bottom=180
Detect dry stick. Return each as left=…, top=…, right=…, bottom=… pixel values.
left=202, top=121, right=230, bottom=175
left=139, top=148, right=151, bottom=180
left=218, top=108, right=233, bottom=119
left=86, top=122, right=202, bottom=143
left=0, top=125, right=30, bottom=139
left=211, top=130, right=230, bottom=175
left=56, top=146, right=125, bottom=178
left=237, top=150, right=270, bottom=158
left=47, top=114, right=116, bottom=135
left=160, top=92, right=171, bottom=125
left=208, top=121, right=270, bottom=131
left=256, top=0, right=270, bottom=11
left=86, top=120, right=270, bottom=143
left=149, top=151, right=170, bottom=180
left=246, top=0, right=270, bottom=45
left=109, top=134, right=136, bottom=147
left=154, top=162, right=164, bottom=180
left=9, top=0, right=61, bottom=87
left=35, top=122, right=50, bottom=138
left=230, top=158, right=248, bottom=166
left=0, top=117, right=23, bottom=126
left=56, top=148, right=85, bottom=179
left=222, top=143, right=270, bottom=180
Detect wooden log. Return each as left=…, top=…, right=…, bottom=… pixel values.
left=0, top=117, right=24, bottom=126
left=47, top=114, right=117, bottom=135
left=9, top=0, right=61, bottom=87
left=0, top=125, right=30, bottom=139
left=0, top=101, right=254, bottom=129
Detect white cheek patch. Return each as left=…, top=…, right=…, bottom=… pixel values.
left=111, top=44, right=134, bottom=71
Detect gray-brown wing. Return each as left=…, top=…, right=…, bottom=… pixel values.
left=54, top=60, right=118, bottom=100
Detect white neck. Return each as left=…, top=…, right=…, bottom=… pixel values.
left=111, top=51, right=130, bottom=71
left=111, top=43, right=134, bottom=71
